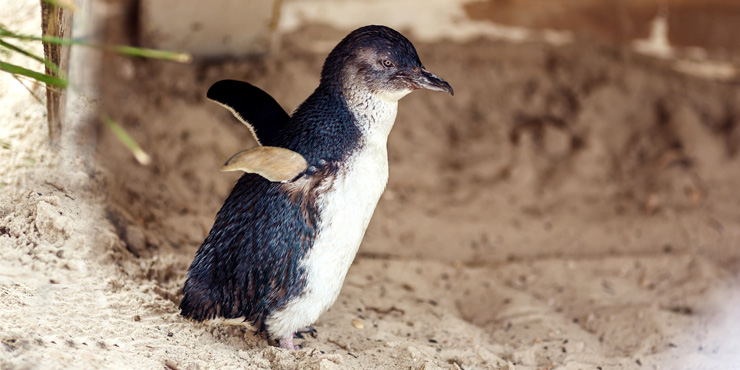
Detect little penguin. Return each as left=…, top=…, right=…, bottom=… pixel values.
left=179, top=25, right=453, bottom=350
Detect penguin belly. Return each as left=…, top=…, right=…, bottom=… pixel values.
left=264, top=141, right=390, bottom=339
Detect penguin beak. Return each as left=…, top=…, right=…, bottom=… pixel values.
left=410, top=68, right=454, bottom=96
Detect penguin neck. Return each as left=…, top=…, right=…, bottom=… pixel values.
left=342, top=86, right=399, bottom=147
left=283, top=83, right=398, bottom=165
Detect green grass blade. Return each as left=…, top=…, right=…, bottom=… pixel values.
left=0, top=29, right=191, bottom=63
left=102, top=115, right=152, bottom=165
left=0, top=30, right=94, bottom=46
left=0, top=38, right=61, bottom=75
left=0, top=60, right=67, bottom=88
left=1, top=29, right=100, bottom=47
left=111, top=45, right=191, bottom=63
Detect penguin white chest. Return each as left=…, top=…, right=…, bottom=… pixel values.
left=265, top=100, right=397, bottom=339
left=316, top=139, right=390, bottom=266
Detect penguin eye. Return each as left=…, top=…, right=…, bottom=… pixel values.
left=381, top=59, right=394, bottom=68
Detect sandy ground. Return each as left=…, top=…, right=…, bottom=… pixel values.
left=3, top=1, right=740, bottom=370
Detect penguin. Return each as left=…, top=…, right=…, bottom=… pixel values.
left=180, top=25, right=453, bottom=350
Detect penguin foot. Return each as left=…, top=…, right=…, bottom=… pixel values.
left=278, top=336, right=300, bottom=350
left=293, top=326, right=318, bottom=339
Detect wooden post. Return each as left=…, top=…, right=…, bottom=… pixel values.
left=40, top=1, right=72, bottom=149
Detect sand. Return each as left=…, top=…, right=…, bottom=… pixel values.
left=2, top=2, right=740, bottom=370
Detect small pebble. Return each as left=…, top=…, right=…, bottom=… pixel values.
left=165, top=359, right=179, bottom=370
left=352, top=319, right=364, bottom=329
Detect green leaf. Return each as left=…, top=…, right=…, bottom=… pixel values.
left=102, top=115, right=152, bottom=165
left=111, top=45, right=191, bottom=63
left=0, top=61, right=67, bottom=88
left=0, top=38, right=61, bottom=75
left=0, top=29, right=191, bottom=63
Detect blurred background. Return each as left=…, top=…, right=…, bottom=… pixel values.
left=2, top=0, right=740, bottom=369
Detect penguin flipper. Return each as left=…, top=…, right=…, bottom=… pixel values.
left=221, top=146, right=308, bottom=183
left=207, top=80, right=290, bottom=146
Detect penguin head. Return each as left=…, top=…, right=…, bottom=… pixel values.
left=321, top=25, right=453, bottom=102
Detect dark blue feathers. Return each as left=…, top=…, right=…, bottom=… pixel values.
left=320, top=25, right=422, bottom=90
left=281, top=85, right=361, bottom=165
left=206, top=80, right=290, bottom=146
left=179, top=174, right=317, bottom=330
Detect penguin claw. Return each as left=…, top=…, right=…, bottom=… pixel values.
left=293, top=326, right=318, bottom=339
